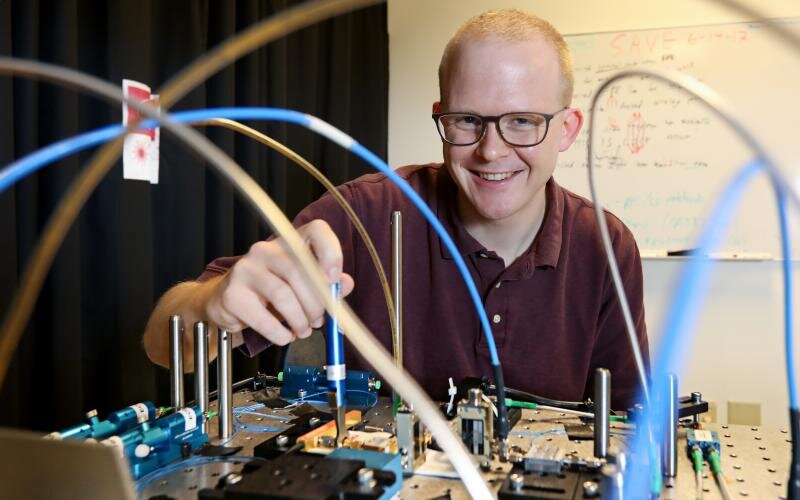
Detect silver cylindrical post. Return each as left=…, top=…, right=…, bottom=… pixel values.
left=391, top=211, right=403, bottom=370
left=217, top=328, right=233, bottom=440
left=594, top=368, right=611, bottom=459
left=168, top=315, right=184, bottom=410
left=194, top=321, right=209, bottom=432
left=664, top=373, right=679, bottom=478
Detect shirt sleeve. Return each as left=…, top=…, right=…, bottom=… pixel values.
left=196, top=186, right=358, bottom=358
left=585, top=225, right=650, bottom=410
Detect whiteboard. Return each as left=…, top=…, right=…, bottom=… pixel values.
left=555, top=18, right=800, bottom=258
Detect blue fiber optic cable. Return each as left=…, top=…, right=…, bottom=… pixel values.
left=777, top=187, right=797, bottom=410
left=626, top=159, right=797, bottom=497
left=0, top=109, right=501, bottom=364
left=234, top=410, right=292, bottom=422
left=178, top=107, right=504, bottom=371
left=0, top=125, right=122, bottom=192
left=777, top=184, right=800, bottom=500
left=0, top=106, right=510, bottom=438
left=627, top=158, right=763, bottom=497
left=0, top=108, right=499, bottom=366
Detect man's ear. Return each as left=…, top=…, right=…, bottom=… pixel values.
left=432, top=101, right=441, bottom=114
left=558, top=107, right=584, bottom=152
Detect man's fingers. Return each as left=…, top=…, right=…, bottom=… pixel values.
left=340, top=273, right=355, bottom=297
left=247, top=272, right=310, bottom=336
left=296, top=327, right=314, bottom=339
left=217, top=220, right=350, bottom=343
left=266, top=252, right=327, bottom=330
left=309, top=273, right=355, bottom=330
left=230, top=293, right=295, bottom=346
left=298, top=219, right=344, bottom=282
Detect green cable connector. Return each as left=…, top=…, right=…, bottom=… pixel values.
left=707, top=448, right=723, bottom=475
left=691, top=445, right=705, bottom=500
left=690, top=445, right=704, bottom=472
left=277, top=371, right=284, bottom=382
left=504, top=398, right=628, bottom=423
left=158, top=406, right=173, bottom=415
left=374, top=380, right=381, bottom=390
left=505, top=398, right=537, bottom=410
left=207, top=410, right=218, bottom=419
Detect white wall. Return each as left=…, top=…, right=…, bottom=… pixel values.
left=388, top=0, right=800, bottom=427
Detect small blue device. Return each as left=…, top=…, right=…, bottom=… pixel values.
left=279, top=365, right=379, bottom=408
left=50, top=401, right=158, bottom=440
left=686, top=428, right=721, bottom=456
left=102, top=406, right=208, bottom=479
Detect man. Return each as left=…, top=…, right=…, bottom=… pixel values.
left=143, top=9, right=648, bottom=409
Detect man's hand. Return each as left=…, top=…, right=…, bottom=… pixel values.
left=142, top=219, right=354, bottom=369
left=204, top=219, right=354, bottom=346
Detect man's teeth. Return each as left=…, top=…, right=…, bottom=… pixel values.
left=478, top=171, right=513, bottom=181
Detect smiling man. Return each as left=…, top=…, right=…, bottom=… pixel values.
left=143, top=9, right=649, bottom=409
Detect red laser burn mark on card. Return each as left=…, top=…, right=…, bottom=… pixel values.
left=136, top=144, right=148, bottom=161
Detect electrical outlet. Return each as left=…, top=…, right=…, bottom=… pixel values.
left=727, top=401, right=761, bottom=426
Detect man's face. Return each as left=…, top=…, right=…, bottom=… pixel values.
left=436, top=38, right=582, bottom=223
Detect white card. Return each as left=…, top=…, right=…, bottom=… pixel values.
left=122, top=79, right=159, bottom=184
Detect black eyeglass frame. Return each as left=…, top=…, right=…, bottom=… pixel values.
left=431, top=107, right=569, bottom=147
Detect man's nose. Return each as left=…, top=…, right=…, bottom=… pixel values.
left=476, top=122, right=511, bottom=161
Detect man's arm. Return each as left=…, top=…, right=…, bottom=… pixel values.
left=142, top=275, right=235, bottom=372
left=142, top=219, right=354, bottom=372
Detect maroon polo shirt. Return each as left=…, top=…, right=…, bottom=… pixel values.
left=199, top=164, right=649, bottom=409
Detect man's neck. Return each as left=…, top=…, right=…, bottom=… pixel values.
left=457, top=187, right=548, bottom=267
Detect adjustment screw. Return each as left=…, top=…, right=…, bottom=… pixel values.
left=583, top=480, right=600, bottom=497
left=358, top=468, right=375, bottom=487
left=510, top=473, right=524, bottom=491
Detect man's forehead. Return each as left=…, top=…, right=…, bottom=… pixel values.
left=441, top=37, right=562, bottom=105
left=450, top=37, right=557, bottom=67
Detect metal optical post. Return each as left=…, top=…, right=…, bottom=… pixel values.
left=194, top=321, right=209, bottom=433
left=168, top=315, right=184, bottom=410
left=217, top=329, right=233, bottom=440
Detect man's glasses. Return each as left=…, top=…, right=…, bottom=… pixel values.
left=432, top=107, right=568, bottom=147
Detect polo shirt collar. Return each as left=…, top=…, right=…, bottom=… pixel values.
left=435, top=166, right=564, bottom=269
left=532, top=178, right=563, bottom=268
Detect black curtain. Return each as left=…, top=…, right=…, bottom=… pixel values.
left=0, top=0, right=388, bottom=431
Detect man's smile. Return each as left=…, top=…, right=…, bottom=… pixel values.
left=468, top=169, right=525, bottom=183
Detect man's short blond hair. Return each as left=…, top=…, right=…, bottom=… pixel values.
left=438, top=9, right=574, bottom=106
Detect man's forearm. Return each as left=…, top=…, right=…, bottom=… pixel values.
left=142, top=275, right=243, bottom=372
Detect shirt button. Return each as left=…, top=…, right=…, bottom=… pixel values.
left=495, top=281, right=502, bottom=289
left=492, top=314, right=502, bottom=324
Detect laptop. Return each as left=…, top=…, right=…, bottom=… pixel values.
left=0, top=427, right=135, bottom=500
